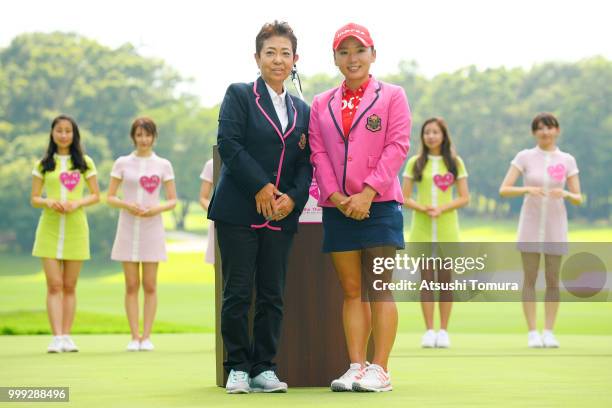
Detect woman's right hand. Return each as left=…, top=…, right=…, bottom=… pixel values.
left=330, top=192, right=349, bottom=216
left=525, top=186, right=545, bottom=197
left=255, top=183, right=280, bottom=220
left=45, top=199, right=65, bottom=213
left=125, top=202, right=142, bottom=216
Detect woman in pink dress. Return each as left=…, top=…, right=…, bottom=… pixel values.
left=107, top=117, right=177, bottom=351
left=199, top=158, right=215, bottom=264
left=500, top=112, right=582, bottom=348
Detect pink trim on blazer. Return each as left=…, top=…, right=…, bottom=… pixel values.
left=309, top=77, right=411, bottom=207
left=251, top=79, right=297, bottom=230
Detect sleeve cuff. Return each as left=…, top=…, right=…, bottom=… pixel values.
left=510, top=162, right=523, bottom=173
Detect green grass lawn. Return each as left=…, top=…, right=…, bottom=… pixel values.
left=1, top=217, right=611, bottom=407
left=1, top=214, right=611, bottom=335
left=1, top=333, right=611, bottom=407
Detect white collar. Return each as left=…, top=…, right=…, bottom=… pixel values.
left=131, top=151, right=157, bottom=160
left=265, top=82, right=286, bottom=104
left=535, top=145, right=559, bottom=154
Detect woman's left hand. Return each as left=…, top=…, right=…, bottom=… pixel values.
left=138, top=206, right=161, bottom=217
left=548, top=188, right=567, bottom=199
left=426, top=206, right=442, bottom=218
left=61, top=201, right=81, bottom=213
left=271, top=194, right=295, bottom=221
left=341, top=188, right=375, bottom=221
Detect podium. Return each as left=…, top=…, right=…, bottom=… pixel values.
left=212, top=149, right=353, bottom=387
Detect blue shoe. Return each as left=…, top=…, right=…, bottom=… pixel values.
left=226, top=370, right=250, bottom=394
left=249, top=370, right=288, bottom=393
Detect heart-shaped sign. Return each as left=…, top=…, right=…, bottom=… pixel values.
left=547, top=163, right=566, bottom=182
left=140, top=175, right=160, bottom=194
left=60, top=172, right=80, bottom=191
left=309, top=182, right=320, bottom=201
left=433, top=172, right=455, bottom=192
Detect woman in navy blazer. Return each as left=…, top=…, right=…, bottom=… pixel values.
left=208, top=21, right=312, bottom=394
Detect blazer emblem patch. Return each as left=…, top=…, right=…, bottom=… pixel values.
left=366, top=114, right=382, bottom=132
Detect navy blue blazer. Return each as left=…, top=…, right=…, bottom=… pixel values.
left=208, top=76, right=312, bottom=233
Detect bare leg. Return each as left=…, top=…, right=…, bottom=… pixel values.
left=363, top=246, right=397, bottom=371
left=438, top=268, right=453, bottom=331
left=42, top=258, right=63, bottom=336
left=141, top=262, right=158, bottom=340
left=420, top=268, right=435, bottom=330
left=331, top=250, right=370, bottom=367
left=123, top=262, right=141, bottom=340
left=61, top=260, right=82, bottom=334
left=521, top=252, right=540, bottom=331
left=544, top=254, right=562, bottom=331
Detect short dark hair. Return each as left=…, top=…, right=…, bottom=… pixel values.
left=255, top=20, right=297, bottom=55
left=130, top=117, right=157, bottom=144
left=531, top=112, right=560, bottom=132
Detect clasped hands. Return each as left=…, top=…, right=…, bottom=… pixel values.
left=255, top=183, right=295, bottom=222
left=45, top=199, right=81, bottom=214
left=124, top=202, right=161, bottom=217
left=331, top=186, right=376, bottom=221
left=526, top=187, right=567, bottom=199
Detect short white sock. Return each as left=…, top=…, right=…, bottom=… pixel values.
left=438, top=329, right=448, bottom=334
left=543, top=330, right=554, bottom=336
left=426, top=329, right=435, bottom=334
left=528, top=330, right=539, bottom=336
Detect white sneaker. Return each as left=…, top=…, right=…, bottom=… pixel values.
left=435, top=330, right=451, bottom=348
left=61, top=335, right=79, bottom=352
left=352, top=364, right=392, bottom=392
left=542, top=331, right=560, bottom=348
left=126, top=339, right=140, bottom=352
left=249, top=370, right=288, bottom=393
left=421, top=330, right=436, bottom=348
left=226, top=370, right=250, bottom=394
left=331, top=363, right=366, bottom=392
left=528, top=331, right=544, bottom=348
left=139, top=338, right=154, bottom=351
left=47, top=336, right=63, bottom=353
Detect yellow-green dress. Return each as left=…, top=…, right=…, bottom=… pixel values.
left=32, top=154, right=97, bottom=260
left=404, top=155, right=467, bottom=242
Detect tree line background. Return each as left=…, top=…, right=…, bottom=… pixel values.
left=1, top=32, right=610, bottom=255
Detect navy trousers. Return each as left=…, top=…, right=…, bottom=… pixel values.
left=216, top=220, right=295, bottom=377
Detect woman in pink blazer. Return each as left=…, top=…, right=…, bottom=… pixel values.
left=309, top=23, right=411, bottom=392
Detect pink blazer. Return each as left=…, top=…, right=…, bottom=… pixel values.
left=309, top=77, right=411, bottom=207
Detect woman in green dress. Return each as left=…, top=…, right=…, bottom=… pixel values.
left=31, top=115, right=100, bottom=353
left=402, top=117, right=470, bottom=348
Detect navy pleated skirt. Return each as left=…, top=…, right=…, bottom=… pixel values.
left=322, top=201, right=405, bottom=253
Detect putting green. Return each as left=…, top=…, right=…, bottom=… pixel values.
left=2, top=333, right=611, bottom=407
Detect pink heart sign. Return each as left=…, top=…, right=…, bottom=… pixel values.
left=547, top=163, right=566, bottom=182
left=309, top=182, right=320, bottom=201
left=433, top=172, right=454, bottom=192
left=60, top=172, right=80, bottom=191
left=140, top=175, right=160, bottom=194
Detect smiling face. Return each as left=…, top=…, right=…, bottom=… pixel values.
left=422, top=121, right=445, bottom=152
left=132, top=126, right=155, bottom=151
left=533, top=122, right=560, bottom=149
left=255, top=35, right=298, bottom=90
left=51, top=119, right=74, bottom=153
left=334, top=36, right=376, bottom=87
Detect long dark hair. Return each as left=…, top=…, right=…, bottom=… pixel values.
left=412, top=117, right=458, bottom=182
left=40, top=115, right=89, bottom=174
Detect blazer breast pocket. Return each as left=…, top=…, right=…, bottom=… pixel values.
left=368, top=156, right=380, bottom=168
left=292, top=127, right=308, bottom=151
